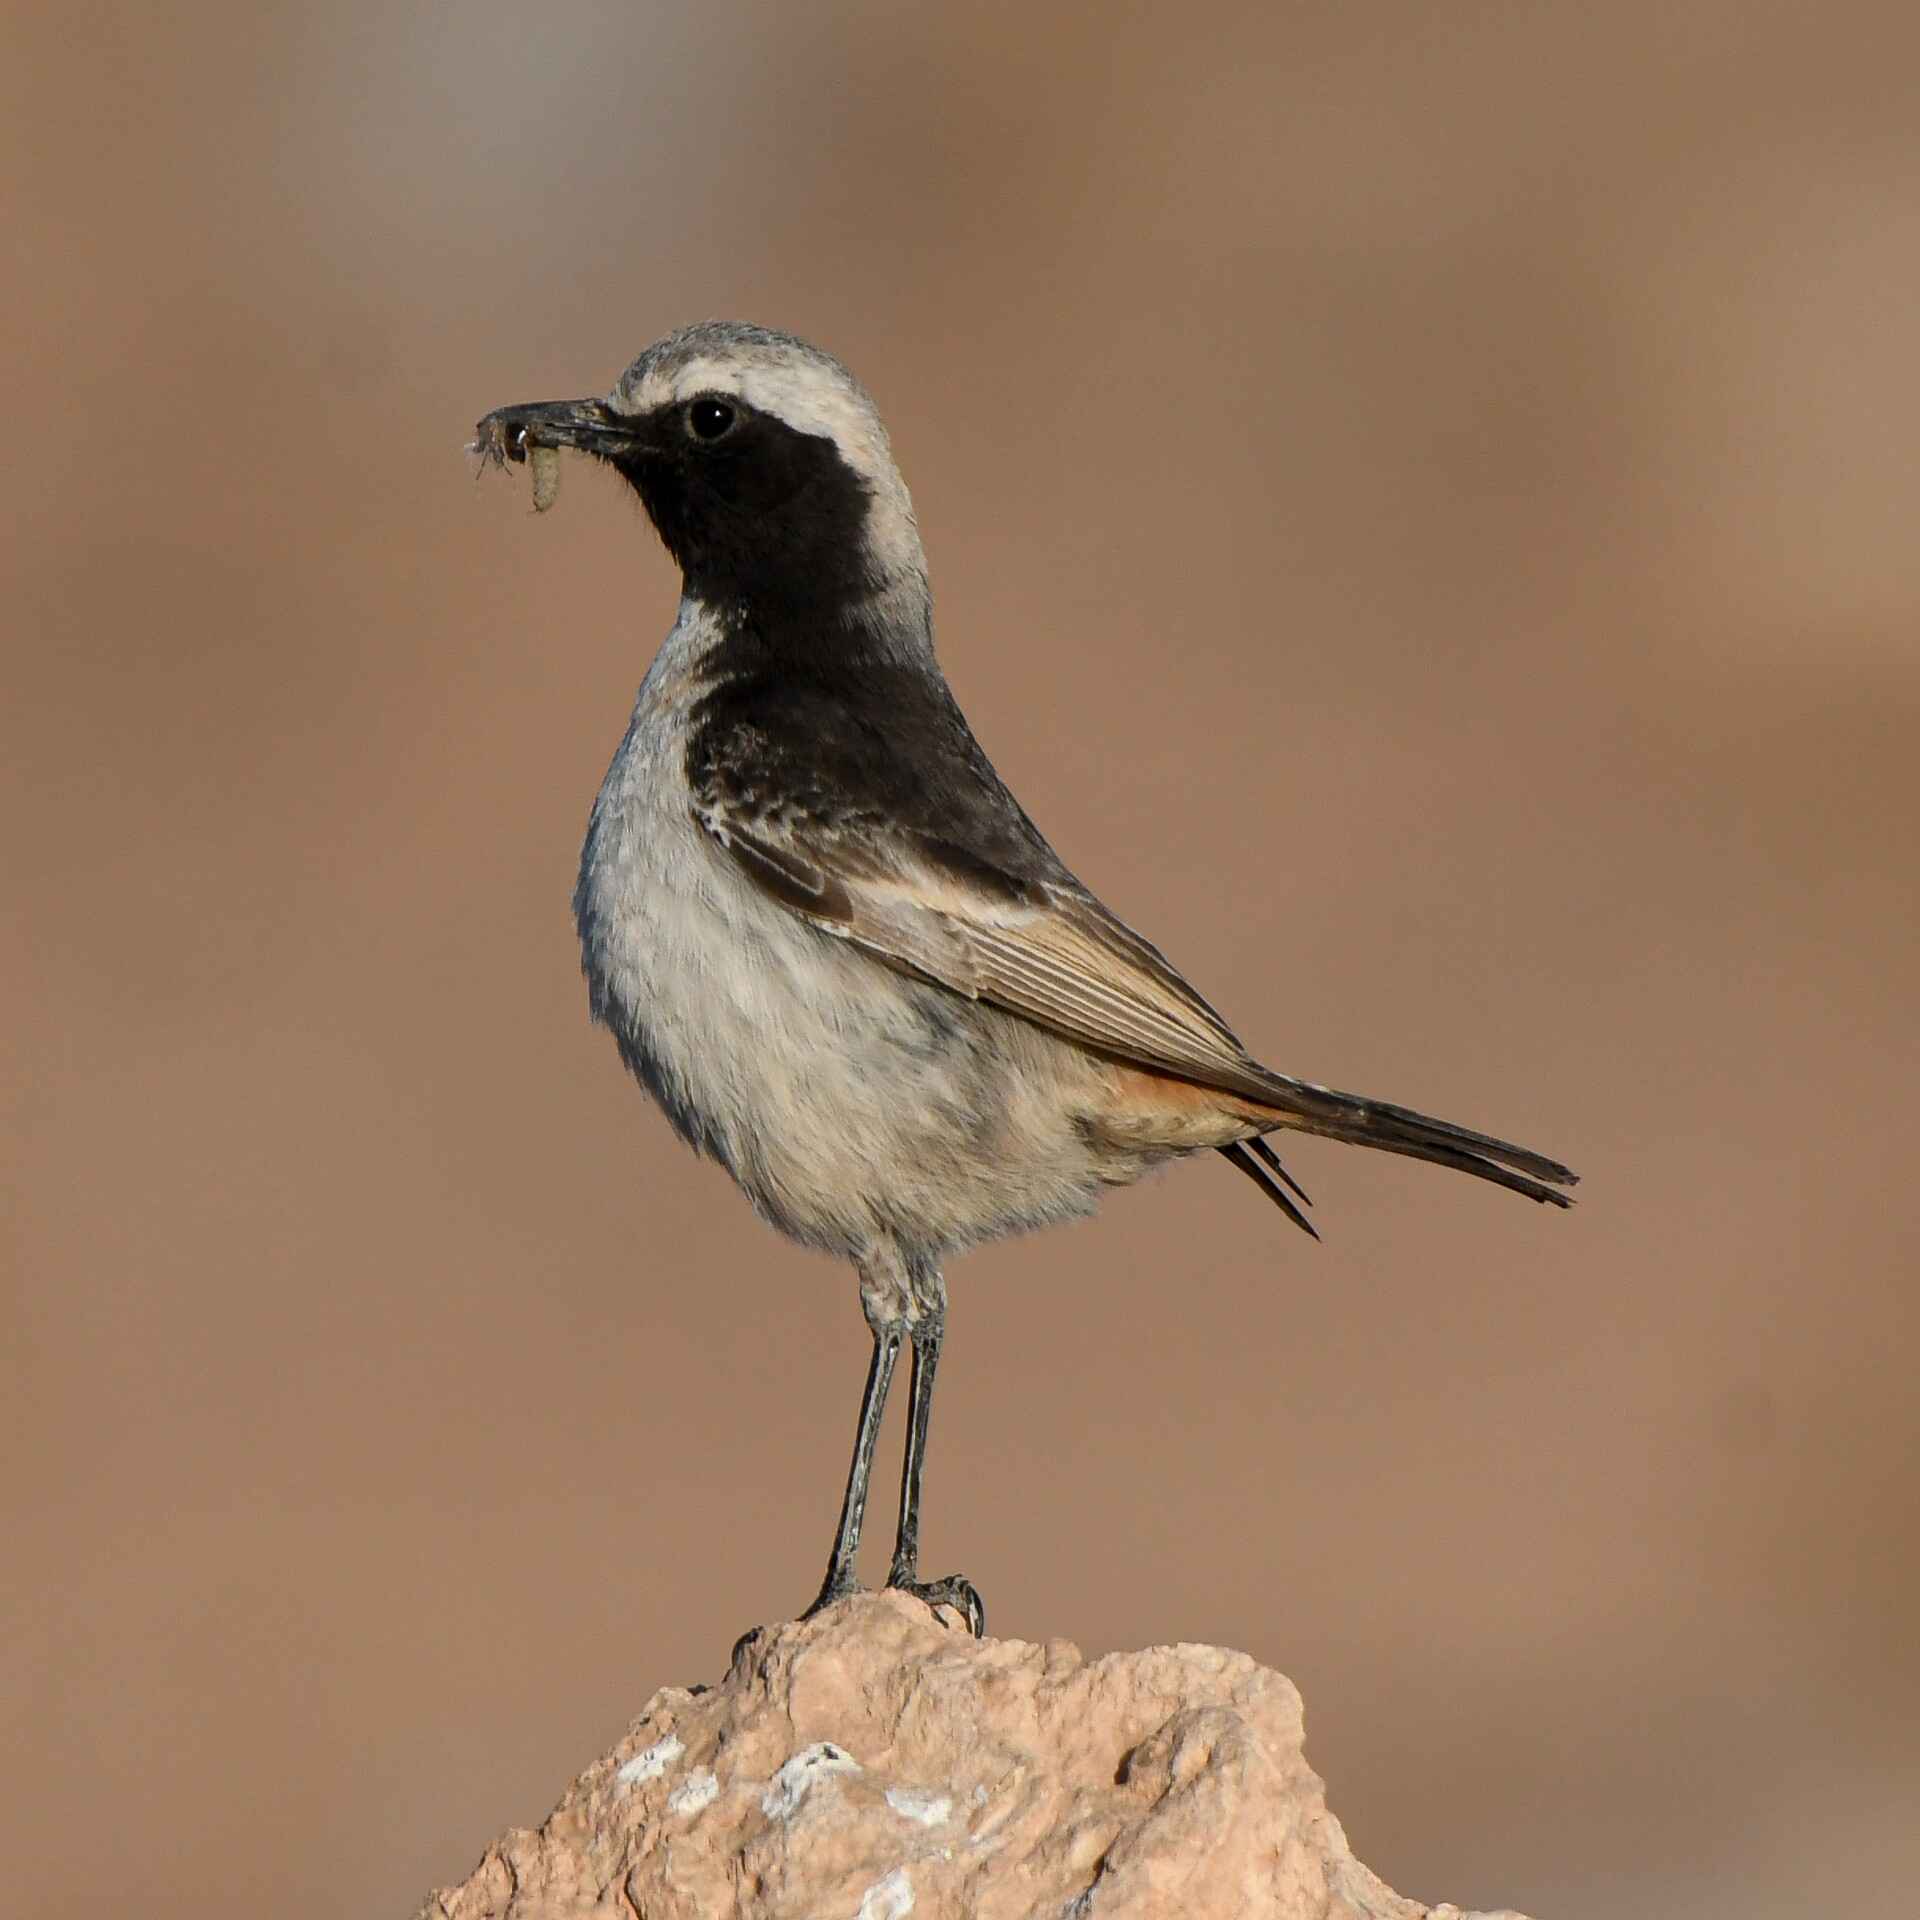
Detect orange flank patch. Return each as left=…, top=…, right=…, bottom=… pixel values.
left=1095, top=1065, right=1277, bottom=1151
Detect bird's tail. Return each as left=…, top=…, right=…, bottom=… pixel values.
left=1218, top=1071, right=1577, bottom=1236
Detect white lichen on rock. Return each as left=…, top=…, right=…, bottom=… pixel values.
left=613, top=1734, right=681, bottom=1790
left=760, top=1741, right=861, bottom=1820
left=885, top=1786, right=952, bottom=1827
left=856, top=1865, right=914, bottom=1918
left=666, top=1768, right=718, bottom=1817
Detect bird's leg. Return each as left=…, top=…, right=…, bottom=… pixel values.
left=884, top=1268, right=986, bottom=1635
left=804, top=1300, right=903, bottom=1618
left=886, top=1312, right=938, bottom=1582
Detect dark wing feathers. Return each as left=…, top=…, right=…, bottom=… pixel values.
left=715, top=812, right=1271, bottom=1096
left=688, top=661, right=1577, bottom=1210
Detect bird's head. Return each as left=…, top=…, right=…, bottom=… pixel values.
left=474, top=322, right=928, bottom=629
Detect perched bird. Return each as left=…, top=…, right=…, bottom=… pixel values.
left=473, top=322, right=1576, bottom=1636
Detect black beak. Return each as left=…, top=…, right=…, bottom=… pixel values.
left=469, top=396, right=640, bottom=469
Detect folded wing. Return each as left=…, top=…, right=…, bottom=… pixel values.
left=696, top=799, right=1577, bottom=1209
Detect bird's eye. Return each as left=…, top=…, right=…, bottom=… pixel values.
left=687, top=399, right=737, bottom=442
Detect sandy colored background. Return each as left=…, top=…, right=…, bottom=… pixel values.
left=6, top=5, right=1916, bottom=1916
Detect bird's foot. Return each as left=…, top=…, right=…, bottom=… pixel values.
left=729, top=1568, right=982, bottom=1667
left=729, top=1582, right=852, bottom=1674
left=804, top=1565, right=863, bottom=1621
left=731, top=1568, right=863, bottom=1667
left=885, top=1567, right=986, bottom=1637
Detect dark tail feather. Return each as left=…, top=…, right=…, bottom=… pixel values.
left=1338, top=1131, right=1575, bottom=1205
left=1245, top=1134, right=1312, bottom=1207
left=1236, top=1075, right=1582, bottom=1205
left=1246, top=1072, right=1578, bottom=1208
left=1221, top=1141, right=1319, bottom=1239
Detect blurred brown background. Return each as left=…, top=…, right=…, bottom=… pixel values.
left=6, top=4, right=1917, bottom=1915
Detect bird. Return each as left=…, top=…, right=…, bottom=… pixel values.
left=472, top=321, right=1576, bottom=1638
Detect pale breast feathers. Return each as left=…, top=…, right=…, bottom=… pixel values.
left=689, top=791, right=1290, bottom=1108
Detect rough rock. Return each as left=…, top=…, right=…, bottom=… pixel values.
left=417, top=1591, right=1530, bottom=1920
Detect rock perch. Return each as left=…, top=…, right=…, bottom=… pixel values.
left=417, top=1592, right=1531, bottom=1920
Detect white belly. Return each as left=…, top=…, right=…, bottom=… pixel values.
left=573, top=610, right=1115, bottom=1262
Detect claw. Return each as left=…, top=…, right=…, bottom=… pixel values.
left=888, top=1572, right=986, bottom=1637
